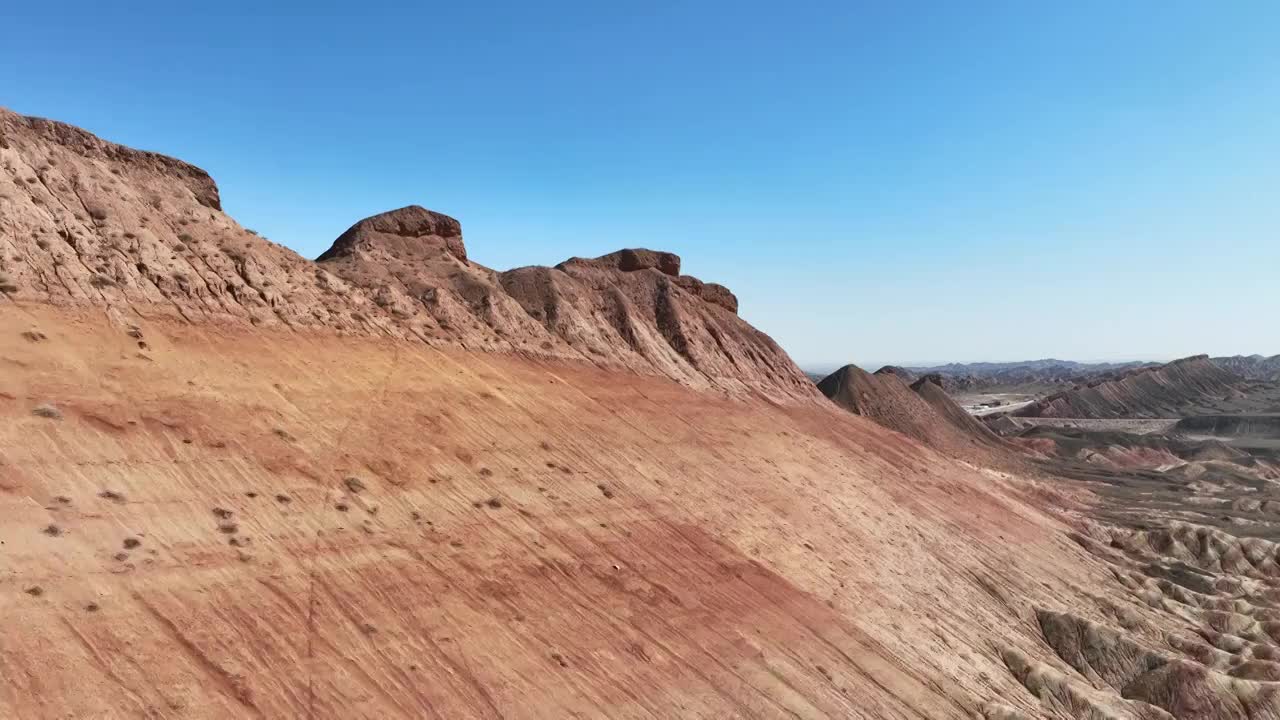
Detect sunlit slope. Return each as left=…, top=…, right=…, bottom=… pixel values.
left=0, top=306, right=1100, bottom=718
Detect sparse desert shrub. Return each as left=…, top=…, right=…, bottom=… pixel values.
left=122, top=537, right=141, bottom=549
left=245, top=229, right=258, bottom=236
left=485, top=497, right=503, bottom=509
left=212, top=507, right=233, bottom=519
left=85, top=602, right=100, bottom=612
left=335, top=502, right=349, bottom=512
left=89, top=274, right=115, bottom=288
left=274, top=493, right=292, bottom=504
left=87, top=206, right=109, bottom=221
left=597, top=484, right=615, bottom=499
left=35, top=238, right=49, bottom=249
left=21, top=330, right=46, bottom=342
left=42, top=524, right=62, bottom=537
left=32, top=403, right=62, bottom=419
left=217, top=522, right=239, bottom=534
left=0, top=274, right=18, bottom=295
left=24, top=586, right=43, bottom=597
left=99, top=489, right=126, bottom=502
left=343, top=476, right=366, bottom=494
left=177, top=233, right=193, bottom=243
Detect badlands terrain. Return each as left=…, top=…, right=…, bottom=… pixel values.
left=4, top=107, right=1280, bottom=719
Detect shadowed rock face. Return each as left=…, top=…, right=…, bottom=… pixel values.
left=0, top=106, right=814, bottom=402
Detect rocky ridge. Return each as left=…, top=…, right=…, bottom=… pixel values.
left=0, top=108, right=814, bottom=402
left=1014, top=355, right=1255, bottom=419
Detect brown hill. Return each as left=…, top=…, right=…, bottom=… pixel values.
left=11, top=107, right=1280, bottom=719
left=1213, top=354, right=1280, bottom=381
left=1014, top=355, right=1250, bottom=419
left=0, top=108, right=812, bottom=403
left=816, top=365, right=1002, bottom=455
left=909, top=373, right=1005, bottom=446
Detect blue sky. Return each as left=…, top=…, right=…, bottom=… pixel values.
left=4, top=1, right=1277, bottom=369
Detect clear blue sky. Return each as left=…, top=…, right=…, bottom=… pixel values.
left=5, top=1, right=1278, bottom=369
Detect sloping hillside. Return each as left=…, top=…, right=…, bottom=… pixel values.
left=0, top=108, right=813, bottom=403
left=10, top=108, right=1280, bottom=720
left=1214, top=354, right=1280, bottom=381
left=816, top=365, right=1002, bottom=455
left=1014, top=355, right=1252, bottom=419
left=909, top=374, right=1006, bottom=446
left=2, top=304, right=1109, bottom=719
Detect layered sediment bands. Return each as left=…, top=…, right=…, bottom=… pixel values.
left=1013, top=355, right=1252, bottom=419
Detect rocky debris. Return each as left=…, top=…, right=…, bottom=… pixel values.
left=0, top=107, right=816, bottom=402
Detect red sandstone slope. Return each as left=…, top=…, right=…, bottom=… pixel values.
left=11, top=106, right=1276, bottom=720
left=0, top=107, right=813, bottom=402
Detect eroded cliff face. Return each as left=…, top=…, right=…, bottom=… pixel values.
left=0, top=108, right=815, bottom=402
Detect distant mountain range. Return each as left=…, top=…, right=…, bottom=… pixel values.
left=882, top=359, right=1158, bottom=393
left=1010, top=355, right=1268, bottom=419
left=1212, top=354, right=1280, bottom=381
left=803, top=356, right=1280, bottom=391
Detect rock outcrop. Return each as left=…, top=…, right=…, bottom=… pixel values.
left=0, top=107, right=815, bottom=402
